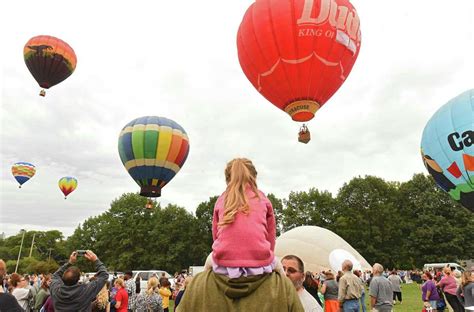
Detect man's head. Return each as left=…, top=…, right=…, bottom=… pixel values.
left=281, top=255, right=305, bottom=290
left=124, top=271, right=133, bottom=280
left=372, top=263, right=384, bottom=276
left=342, top=259, right=353, bottom=272
left=62, top=267, right=81, bottom=286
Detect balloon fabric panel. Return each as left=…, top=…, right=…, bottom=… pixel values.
left=421, top=89, right=474, bottom=211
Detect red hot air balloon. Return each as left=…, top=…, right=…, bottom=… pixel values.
left=237, top=0, right=361, bottom=142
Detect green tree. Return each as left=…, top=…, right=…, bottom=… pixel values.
left=333, top=176, right=402, bottom=268
left=396, top=173, right=474, bottom=268
left=281, top=188, right=336, bottom=232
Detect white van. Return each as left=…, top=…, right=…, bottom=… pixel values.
left=132, top=270, right=175, bottom=292
left=423, top=263, right=465, bottom=272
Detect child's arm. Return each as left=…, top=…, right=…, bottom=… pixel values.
left=212, top=199, right=221, bottom=241
left=266, top=200, right=276, bottom=251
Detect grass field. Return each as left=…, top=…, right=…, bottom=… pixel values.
left=169, top=282, right=444, bottom=312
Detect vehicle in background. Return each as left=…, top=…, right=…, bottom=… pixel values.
left=188, top=266, right=205, bottom=276
left=132, top=270, right=175, bottom=292
left=423, top=263, right=465, bottom=272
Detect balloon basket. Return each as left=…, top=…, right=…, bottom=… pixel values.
left=145, top=198, right=154, bottom=209
left=39, top=89, right=46, bottom=97
left=298, top=125, right=311, bottom=144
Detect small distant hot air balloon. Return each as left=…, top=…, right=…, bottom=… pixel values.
left=421, top=89, right=474, bottom=212
left=237, top=0, right=361, bottom=142
left=12, top=162, right=36, bottom=188
left=118, top=116, right=190, bottom=199
left=58, top=177, right=78, bottom=199
left=24, top=35, right=77, bottom=96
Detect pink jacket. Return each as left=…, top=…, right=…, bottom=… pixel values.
left=212, top=188, right=276, bottom=267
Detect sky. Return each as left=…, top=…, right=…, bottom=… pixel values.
left=1, top=0, right=473, bottom=238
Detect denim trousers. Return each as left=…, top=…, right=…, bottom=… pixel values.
left=343, top=299, right=360, bottom=312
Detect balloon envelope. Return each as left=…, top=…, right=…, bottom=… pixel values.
left=118, top=116, right=190, bottom=197
left=237, top=0, right=361, bottom=122
left=421, top=89, right=474, bottom=212
left=58, top=176, right=78, bottom=198
left=275, top=226, right=371, bottom=273
left=328, top=249, right=361, bottom=272
left=12, top=162, right=36, bottom=187
left=24, top=35, right=77, bottom=91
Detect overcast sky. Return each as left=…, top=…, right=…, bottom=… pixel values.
left=1, top=0, right=473, bottom=238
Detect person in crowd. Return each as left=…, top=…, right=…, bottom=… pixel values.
left=50, top=250, right=108, bottom=311
left=338, top=260, right=362, bottom=312
left=436, top=267, right=464, bottom=312
left=42, top=295, right=55, bottom=312
left=91, top=281, right=110, bottom=312
left=136, top=276, right=163, bottom=312
left=368, top=263, right=393, bottom=312
left=456, top=271, right=474, bottom=311
left=124, top=271, right=136, bottom=311
left=282, top=255, right=323, bottom=312
left=0, top=259, right=24, bottom=311
left=159, top=279, right=172, bottom=312
left=303, top=271, right=323, bottom=308
left=33, top=274, right=51, bottom=312
left=10, top=273, right=32, bottom=311
left=320, top=270, right=339, bottom=312
left=388, top=270, right=403, bottom=305
left=210, top=158, right=277, bottom=276
left=174, top=276, right=192, bottom=309
left=114, top=278, right=129, bottom=312
left=175, top=158, right=304, bottom=312
left=354, top=270, right=366, bottom=312
left=421, top=272, right=440, bottom=312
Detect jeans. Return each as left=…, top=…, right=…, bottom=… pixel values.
left=344, top=299, right=360, bottom=312
left=360, top=291, right=367, bottom=312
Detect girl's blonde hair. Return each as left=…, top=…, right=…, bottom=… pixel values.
left=146, top=276, right=159, bottom=296
left=114, top=278, right=124, bottom=288
left=219, top=158, right=259, bottom=226
left=461, top=271, right=473, bottom=288
left=95, top=284, right=109, bottom=309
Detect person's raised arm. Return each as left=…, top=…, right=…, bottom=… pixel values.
left=84, top=251, right=108, bottom=301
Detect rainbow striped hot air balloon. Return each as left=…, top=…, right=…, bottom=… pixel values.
left=118, top=116, right=190, bottom=197
left=12, top=162, right=36, bottom=188
left=421, top=89, right=474, bottom=212
left=58, top=176, right=78, bottom=199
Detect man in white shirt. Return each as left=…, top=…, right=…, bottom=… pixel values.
left=282, top=255, right=323, bottom=312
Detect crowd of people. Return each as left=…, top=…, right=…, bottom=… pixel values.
left=1, top=158, right=473, bottom=312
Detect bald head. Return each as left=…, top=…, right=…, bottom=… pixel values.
left=62, top=267, right=81, bottom=286
left=342, top=260, right=353, bottom=272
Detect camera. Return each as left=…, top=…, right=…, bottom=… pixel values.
left=76, top=250, right=87, bottom=256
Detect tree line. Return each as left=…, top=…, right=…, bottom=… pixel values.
left=1, top=173, right=473, bottom=274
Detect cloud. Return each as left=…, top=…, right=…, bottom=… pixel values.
left=1, top=0, right=473, bottom=237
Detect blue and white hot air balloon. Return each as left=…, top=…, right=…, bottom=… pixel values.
left=421, top=89, right=474, bottom=212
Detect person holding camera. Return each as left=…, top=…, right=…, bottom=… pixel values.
left=50, top=250, right=108, bottom=311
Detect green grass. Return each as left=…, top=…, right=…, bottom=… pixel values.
left=170, top=283, right=435, bottom=312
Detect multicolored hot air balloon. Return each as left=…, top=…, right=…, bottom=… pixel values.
left=24, top=35, right=77, bottom=96
left=237, top=0, right=361, bottom=142
left=11, top=162, right=36, bottom=188
left=118, top=116, right=190, bottom=197
left=421, top=89, right=474, bottom=212
left=58, top=177, right=78, bottom=199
